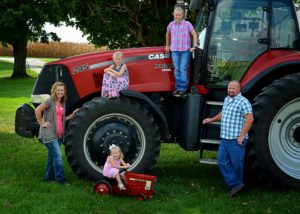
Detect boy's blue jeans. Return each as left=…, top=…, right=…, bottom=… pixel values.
left=217, top=139, right=247, bottom=190
left=171, top=51, right=191, bottom=91
left=44, top=139, right=66, bottom=183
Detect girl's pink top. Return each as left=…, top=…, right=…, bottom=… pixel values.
left=167, top=19, right=194, bottom=51
left=103, top=156, right=121, bottom=176
left=56, top=105, right=64, bottom=138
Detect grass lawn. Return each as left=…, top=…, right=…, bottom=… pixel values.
left=0, top=61, right=299, bottom=213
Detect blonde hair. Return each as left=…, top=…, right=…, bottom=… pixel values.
left=112, top=51, right=123, bottom=60
left=50, top=81, right=67, bottom=104
left=109, top=145, right=124, bottom=159
left=173, top=6, right=185, bottom=16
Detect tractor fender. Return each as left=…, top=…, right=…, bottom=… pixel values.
left=242, top=60, right=300, bottom=96
left=119, top=90, right=169, bottom=140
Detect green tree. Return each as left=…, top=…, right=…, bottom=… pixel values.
left=69, top=0, right=177, bottom=49
left=0, top=0, right=69, bottom=78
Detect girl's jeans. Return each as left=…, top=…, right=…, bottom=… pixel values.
left=217, top=139, right=247, bottom=190
left=44, top=139, right=66, bottom=183
left=171, top=51, right=191, bottom=91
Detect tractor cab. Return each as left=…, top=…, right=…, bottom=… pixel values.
left=190, top=0, right=299, bottom=90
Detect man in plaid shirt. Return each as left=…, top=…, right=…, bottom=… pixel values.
left=203, top=80, right=254, bottom=197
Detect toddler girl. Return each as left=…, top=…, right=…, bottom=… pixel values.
left=101, top=51, right=129, bottom=98
left=103, top=144, right=130, bottom=190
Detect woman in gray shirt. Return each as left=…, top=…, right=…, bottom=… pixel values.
left=35, top=82, right=78, bottom=185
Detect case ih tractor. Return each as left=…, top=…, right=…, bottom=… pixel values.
left=16, top=0, right=300, bottom=187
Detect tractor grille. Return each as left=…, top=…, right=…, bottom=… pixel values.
left=32, top=64, right=79, bottom=113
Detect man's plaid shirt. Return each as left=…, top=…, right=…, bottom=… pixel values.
left=220, top=93, right=253, bottom=140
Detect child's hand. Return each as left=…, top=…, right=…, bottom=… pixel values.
left=126, top=163, right=131, bottom=168
left=104, top=68, right=112, bottom=73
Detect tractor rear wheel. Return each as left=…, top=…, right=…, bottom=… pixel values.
left=64, top=97, right=161, bottom=181
left=247, top=73, right=300, bottom=187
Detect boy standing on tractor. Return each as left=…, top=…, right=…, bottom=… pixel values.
left=165, top=6, right=198, bottom=97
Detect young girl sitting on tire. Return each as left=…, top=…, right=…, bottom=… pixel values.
left=103, top=144, right=131, bottom=190
left=101, top=51, right=129, bottom=98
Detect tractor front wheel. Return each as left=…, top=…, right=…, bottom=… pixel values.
left=64, top=97, right=161, bottom=181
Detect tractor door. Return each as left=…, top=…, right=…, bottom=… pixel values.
left=205, top=0, right=269, bottom=88
left=190, top=1, right=209, bottom=84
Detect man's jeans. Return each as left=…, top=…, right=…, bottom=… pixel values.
left=217, top=139, right=247, bottom=189
left=171, top=51, right=191, bottom=91
left=44, top=139, right=66, bottom=183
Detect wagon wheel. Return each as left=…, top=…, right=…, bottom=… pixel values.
left=93, top=180, right=112, bottom=195
left=136, top=194, right=147, bottom=201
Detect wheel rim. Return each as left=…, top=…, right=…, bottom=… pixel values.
left=269, top=97, right=300, bottom=179
left=83, top=113, right=146, bottom=173
left=136, top=194, right=146, bottom=201
left=94, top=182, right=110, bottom=195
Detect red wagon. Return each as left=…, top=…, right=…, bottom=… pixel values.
left=94, top=171, right=157, bottom=201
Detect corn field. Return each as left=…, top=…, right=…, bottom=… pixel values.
left=0, top=42, right=107, bottom=58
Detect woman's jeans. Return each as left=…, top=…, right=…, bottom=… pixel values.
left=171, top=51, right=191, bottom=91
left=217, top=139, right=247, bottom=190
left=43, top=139, right=66, bottom=183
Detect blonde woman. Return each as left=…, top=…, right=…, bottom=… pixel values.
left=35, top=82, right=78, bottom=185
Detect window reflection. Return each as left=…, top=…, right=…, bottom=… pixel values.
left=207, top=0, right=268, bottom=87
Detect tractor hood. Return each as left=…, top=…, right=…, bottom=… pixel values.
left=41, top=46, right=175, bottom=102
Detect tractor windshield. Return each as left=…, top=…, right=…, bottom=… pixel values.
left=206, top=0, right=269, bottom=87
left=271, top=0, right=298, bottom=49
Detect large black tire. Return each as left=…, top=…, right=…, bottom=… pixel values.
left=247, top=73, right=300, bottom=187
left=64, top=97, right=161, bottom=181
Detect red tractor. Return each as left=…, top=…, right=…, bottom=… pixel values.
left=93, top=171, right=157, bottom=201
left=16, top=0, right=300, bottom=188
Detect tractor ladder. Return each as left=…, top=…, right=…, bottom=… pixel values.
left=199, top=100, right=223, bottom=165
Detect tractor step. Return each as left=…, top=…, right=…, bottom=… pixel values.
left=199, top=158, right=218, bottom=165
left=206, top=100, right=224, bottom=106
left=200, top=139, right=220, bottom=145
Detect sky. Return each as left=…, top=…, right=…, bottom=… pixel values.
left=44, top=23, right=88, bottom=43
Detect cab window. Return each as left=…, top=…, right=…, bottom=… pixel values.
left=206, top=0, right=268, bottom=87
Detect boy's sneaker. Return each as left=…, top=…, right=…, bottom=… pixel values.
left=178, top=90, right=186, bottom=96
left=173, top=90, right=179, bottom=96
left=174, top=90, right=186, bottom=97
